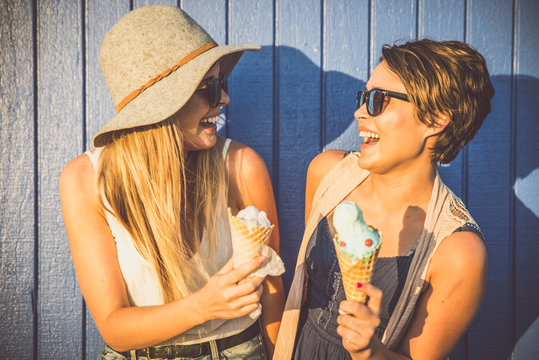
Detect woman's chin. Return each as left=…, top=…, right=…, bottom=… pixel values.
left=357, top=156, right=374, bottom=171
left=184, top=135, right=218, bottom=151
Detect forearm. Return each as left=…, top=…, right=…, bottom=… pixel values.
left=98, top=291, right=206, bottom=352
left=259, top=275, right=285, bottom=358
left=96, top=257, right=268, bottom=352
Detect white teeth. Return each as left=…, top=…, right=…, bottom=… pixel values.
left=200, top=116, right=219, bottom=124
left=359, top=131, right=380, bottom=139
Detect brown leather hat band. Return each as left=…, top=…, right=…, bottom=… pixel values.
left=115, top=41, right=218, bottom=112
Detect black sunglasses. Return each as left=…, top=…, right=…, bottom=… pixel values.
left=356, top=89, right=409, bottom=116
left=198, top=74, right=227, bottom=108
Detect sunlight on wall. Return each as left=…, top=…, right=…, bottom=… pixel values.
left=514, top=167, right=539, bottom=218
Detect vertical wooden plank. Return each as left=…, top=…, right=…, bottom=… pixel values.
left=465, top=0, right=513, bottom=358
left=0, top=0, right=35, bottom=358
left=37, top=0, right=84, bottom=358
left=133, top=0, right=177, bottom=8
left=323, top=1, right=369, bottom=152
left=418, top=0, right=465, bottom=201
left=371, top=0, right=416, bottom=72
left=85, top=0, right=129, bottom=147
left=228, top=0, right=274, bottom=178
left=513, top=0, right=539, bottom=358
left=418, top=0, right=465, bottom=40
left=276, top=0, right=322, bottom=289
left=182, top=0, right=227, bottom=45
left=418, top=2, right=466, bottom=358
left=84, top=2, right=130, bottom=357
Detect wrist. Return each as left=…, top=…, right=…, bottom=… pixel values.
left=183, top=290, right=211, bottom=325
left=350, top=337, right=381, bottom=360
left=351, top=348, right=373, bottom=360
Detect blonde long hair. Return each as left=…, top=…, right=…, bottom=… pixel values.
left=97, top=117, right=226, bottom=303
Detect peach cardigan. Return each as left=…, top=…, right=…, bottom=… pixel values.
left=274, top=152, right=477, bottom=359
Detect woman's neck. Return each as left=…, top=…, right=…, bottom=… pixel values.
left=365, top=161, right=437, bottom=214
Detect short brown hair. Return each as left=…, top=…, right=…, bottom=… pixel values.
left=381, top=39, right=495, bottom=164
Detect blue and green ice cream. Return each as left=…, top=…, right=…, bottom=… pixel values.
left=333, top=200, right=381, bottom=261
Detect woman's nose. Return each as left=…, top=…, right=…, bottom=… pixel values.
left=354, top=103, right=368, bottom=120
left=219, top=87, right=230, bottom=106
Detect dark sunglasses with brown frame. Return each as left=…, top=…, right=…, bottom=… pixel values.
left=356, top=88, right=409, bottom=116
left=198, top=74, right=228, bottom=108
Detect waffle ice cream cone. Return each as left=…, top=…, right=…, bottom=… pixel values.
left=228, top=208, right=274, bottom=269
left=334, top=235, right=381, bottom=303
left=228, top=206, right=284, bottom=319
left=332, top=201, right=382, bottom=304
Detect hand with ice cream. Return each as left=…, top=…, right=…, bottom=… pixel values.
left=228, top=206, right=285, bottom=279
left=332, top=200, right=381, bottom=303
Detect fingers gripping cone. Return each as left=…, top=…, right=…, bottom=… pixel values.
left=334, top=234, right=381, bottom=303
left=227, top=208, right=274, bottom=269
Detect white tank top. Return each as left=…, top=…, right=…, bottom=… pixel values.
left=85, top=138, right=257, bottom=345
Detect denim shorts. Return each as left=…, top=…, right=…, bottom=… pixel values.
left=97, top=334, right=266, bottom=360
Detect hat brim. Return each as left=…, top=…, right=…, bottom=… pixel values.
left=93, top=43, right=260, bottom=147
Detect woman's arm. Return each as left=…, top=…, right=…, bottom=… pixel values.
left=337, top=231, right=487, bottom=360
left=60, top=154, right=266, bottom=352
left=397, top=230, right=487, bottom=359
left=226, top=141, right=285, bottom=358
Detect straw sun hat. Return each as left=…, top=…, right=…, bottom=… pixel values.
left=93, top=5, right=260, bottom=147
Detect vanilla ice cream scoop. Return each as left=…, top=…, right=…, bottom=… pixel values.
left=228, top=206, right=284, bottom=277
left=236, top=206, right=271, bottom=230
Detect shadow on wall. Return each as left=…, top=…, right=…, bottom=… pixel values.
left=506, top=74, right=539, bottom=358
left=225, top=44, right=366, bottom=152
left=251, top=45, right=365, bottom=287
left=230, top=46, right=539, bottom=358
left=478, top=74, right=539, bottom=359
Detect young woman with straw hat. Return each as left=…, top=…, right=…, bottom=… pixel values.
left=60, top=5, right=283, bottom=359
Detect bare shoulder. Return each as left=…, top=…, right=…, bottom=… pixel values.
left=59, top=151, right=104, bottom=221
left=304, top=150, right=349, bottom=223
left=306, top=150, right=348, bottom=185
left=59, top=152, right=95, bottom=197
left=429, top=230, right=487, bottom=283
left=225, top=139, right=274, bottom=213
left=225, top=139, right=267, bottom=177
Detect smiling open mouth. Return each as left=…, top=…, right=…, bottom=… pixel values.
left=200, top=116, right=219, bottom=128
left=359, top=130, right=380, bottom=144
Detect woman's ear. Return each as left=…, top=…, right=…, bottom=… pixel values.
left=426, top=112, right=451, bottom=137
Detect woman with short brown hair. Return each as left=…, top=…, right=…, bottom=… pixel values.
left=275, top=38, right=494, bottom=360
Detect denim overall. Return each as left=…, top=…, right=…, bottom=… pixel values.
left=293, top=218, right=414, bottom=360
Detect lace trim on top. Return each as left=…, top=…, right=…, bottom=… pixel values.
left=447, top=192, right=484, bottom=241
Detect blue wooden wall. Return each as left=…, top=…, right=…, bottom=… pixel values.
left=1, top=0, right=538, bottom=359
